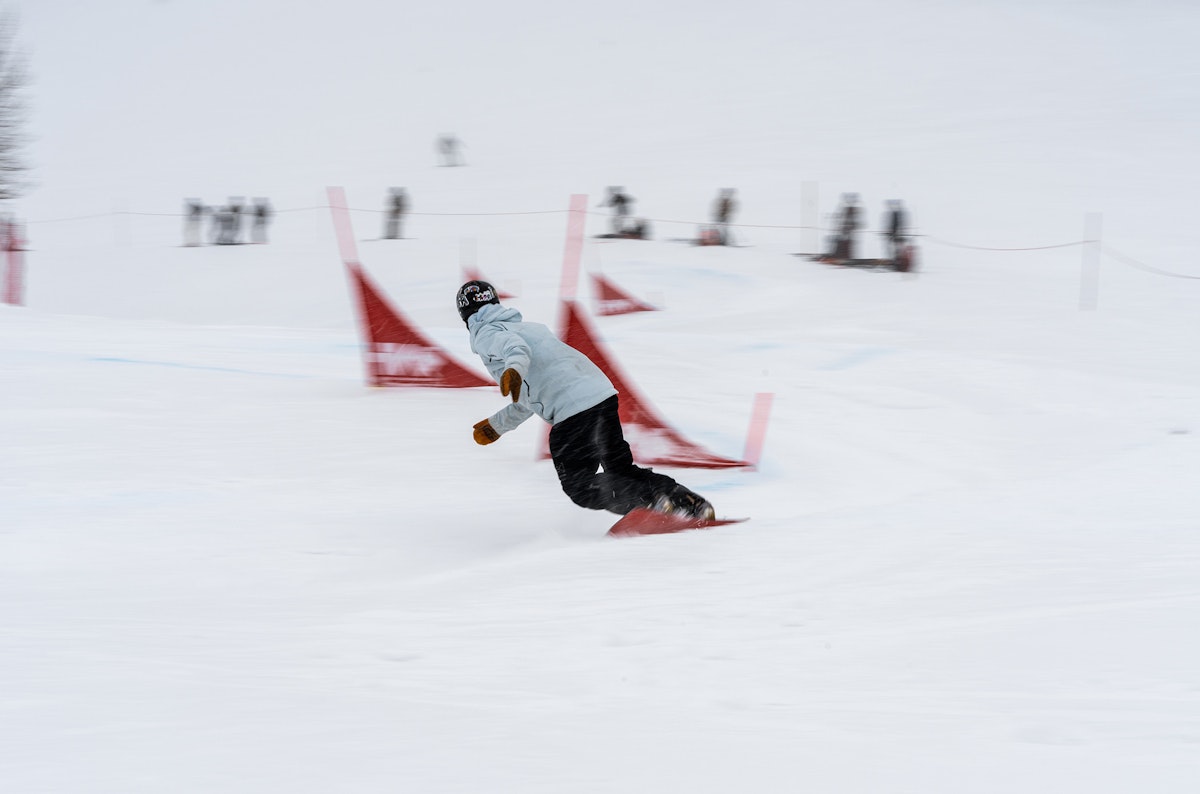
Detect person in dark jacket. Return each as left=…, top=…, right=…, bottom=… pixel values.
left=458, top=280, right=715, bottom=519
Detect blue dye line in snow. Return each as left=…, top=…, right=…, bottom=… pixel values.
left=819, top=346, right=897, bottom=371
left=89, top=356, right=315, bottom=379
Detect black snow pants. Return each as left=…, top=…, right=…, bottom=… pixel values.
left=549, top=395, right=677, bottom=515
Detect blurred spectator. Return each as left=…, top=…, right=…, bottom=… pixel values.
left=882, top=199, right=908, bottom=263
left=599, top=186, right=634, bottom=236
left=210, top=205, right=230, bottom=244
left=712, top=187, right=737, bottom=245
left=830, top=193, right=861, bottom=260
left=183, top=199, right=205, bottom=247
left=251, top=198, right=273, bottom=244
left=437, top=134, right=464, bottom=167
left=226, top=197, right=245, bottom=245
left=384, top=187, right=409, bottom=239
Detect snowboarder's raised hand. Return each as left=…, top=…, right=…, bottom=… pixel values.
left=473, top=419, right=500, bottom=445
left=500, top=368, right=522, bottom=402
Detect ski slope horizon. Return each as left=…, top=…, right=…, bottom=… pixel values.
left=4, top=1, right=1200, bottom=791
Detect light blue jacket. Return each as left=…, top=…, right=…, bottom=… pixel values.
left=468, top=304, right=617, bottom=434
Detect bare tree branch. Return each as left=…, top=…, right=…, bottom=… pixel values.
left=0, top=12, right=30, bottom=201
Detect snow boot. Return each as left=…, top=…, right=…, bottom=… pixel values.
left=650, top=486, right=716, bottom=521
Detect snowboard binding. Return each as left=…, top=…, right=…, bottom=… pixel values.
left=650, top=486, right=716, bottom=521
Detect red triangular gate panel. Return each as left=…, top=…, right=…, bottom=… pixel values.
left=558, top=300, right=747, bottom=469
left=590, top=272, right=657, bottom=316
left=346, top=262, right=492, bottom=388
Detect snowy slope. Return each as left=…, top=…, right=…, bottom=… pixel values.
left=4, top=0, right=1200, bottom=792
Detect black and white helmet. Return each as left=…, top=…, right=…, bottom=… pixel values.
left=456, top=280, right=500, bottom=324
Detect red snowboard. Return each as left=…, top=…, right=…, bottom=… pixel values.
left=607, top=508, right=748, bottom=538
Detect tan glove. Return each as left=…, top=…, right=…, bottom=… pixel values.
left=500, top=368, right=522, bottom=402
left=473, top=419, right=500, bottom=445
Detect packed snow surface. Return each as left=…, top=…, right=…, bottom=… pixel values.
left=3, top=1, right=1199, bottom=791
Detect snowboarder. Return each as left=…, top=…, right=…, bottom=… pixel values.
left=457, top=280, right=715, bottom=519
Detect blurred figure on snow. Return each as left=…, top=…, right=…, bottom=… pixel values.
left=210, top=204, right=232, bottom=245
left=599, top=186, right=634, bottom=236
left=383, top=188, right=409, bottom=239
left=711, top=187, right=737, bottom=245
left=830, top=192, right=861, bottom=261
left=225, top=197, right=245, bottom=245
left=437, top=134, right=464, bottom=167
left=251, top=198, right=273, bottom=244
left=625, top=217, right=651, bottom=240
left=183, top=199, right=206, bottom=247
left=882, top=199, right=908, bottom=263
left=457, top=280, right=716, bottom=520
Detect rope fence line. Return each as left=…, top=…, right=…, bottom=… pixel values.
left=273, top=205, right=335, bottom=214
left=26, top=206, right=574, bottom=223
left=328, top=206, right=568, bottom=217
left=23, top=205, right=1099, bottom=242
left=25, top=211, right=124, bottom=224
left=1101, top=244, right=1200, bottom=281
left=921, top=235, right=1092, bottom=252
left=584, top=210, right=825, bottom=231
left=17, top=205, right=1200, bottom=281
left=395, top=209, right=567, bottom=217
